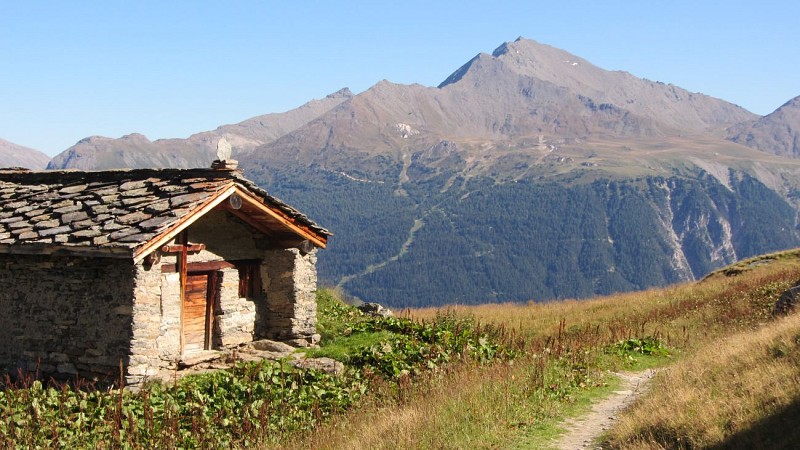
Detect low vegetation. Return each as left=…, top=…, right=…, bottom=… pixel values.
left=0, top=360, right=366, bottom=448
left=2, top=249, right=800, bottom=448
left=0, top=289, right=511, bottom=448
left=292, top=248, right=800, bottom=448
left=604, top=308, right=800, bottom=448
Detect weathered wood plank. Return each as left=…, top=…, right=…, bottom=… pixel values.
left=161, top=260, right=243, bottom=273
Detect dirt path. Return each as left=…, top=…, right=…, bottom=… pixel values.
left=554, top=369, right=657, bottom=449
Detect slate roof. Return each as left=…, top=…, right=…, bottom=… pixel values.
left=0, top=167, right=329, bottom=257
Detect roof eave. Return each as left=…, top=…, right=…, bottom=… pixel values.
left=230, top=185, right=328, bottom=249
left=131, top=181, right=328, bottom=264
left=132, top=184, right=237, bottom=264
left=0, top=243, right=134, bottom=259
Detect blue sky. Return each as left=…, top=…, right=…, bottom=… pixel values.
left=2, top=1, right=798, bottom=156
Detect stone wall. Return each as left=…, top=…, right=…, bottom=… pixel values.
left=156, top=208, right=320, bottom=350
left=155, top=271, right=181, bottom=371
left=0, top=254, right=135, bottom=381
left=128, top=262, right=169, bottom=384
left=215, top=267, right=256, bottom=347
left=260, top=248, right=319, bottom=346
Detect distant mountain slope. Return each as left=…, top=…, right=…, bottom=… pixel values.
left=0, top=138, right=50, bottom=169
left=726, top=95, right=800, bottom=158
left=238, top=38, right=800, bottom=306
left=47, top=88, right=353, bottom=170
left=243, top=38, right=757, bottom=179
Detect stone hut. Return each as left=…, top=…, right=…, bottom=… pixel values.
left=0, top=164, right=330, bottom=385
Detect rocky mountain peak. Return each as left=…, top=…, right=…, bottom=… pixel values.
left=120, top=133, right=151, bottom=143
left=326, top=87, right=354, bottom=99
left=781, top=95, right=800, bottom=109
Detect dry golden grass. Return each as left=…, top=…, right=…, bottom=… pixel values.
left=412, top=258, right=799, bottom=354
left=279, top=250, right=800, bottom=449
left=605, top=312, right=800, bottom=449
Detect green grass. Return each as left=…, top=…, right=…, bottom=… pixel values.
left=305, top=330, right=397, bottom=362
left=309, top=289, right=404, bottom=361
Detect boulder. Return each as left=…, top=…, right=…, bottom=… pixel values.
left=288, top=357, right=344, bottom=375
left=249, top=339, right=296, bottom=354
left=357, top=302, right=394, bottom=318
left=773, top=282, right=800, bottom=316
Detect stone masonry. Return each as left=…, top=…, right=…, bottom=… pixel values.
left=125, top=212, right=319, bottom=383
left=215, top=267, right=256, bottom=348
left=261, top=248, right=319, bottom=346
left=0, top=254, right=135, bottom=381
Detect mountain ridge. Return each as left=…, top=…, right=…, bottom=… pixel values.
left=47, top=88, right=354, bottom=170
left=0, top=138, right=50, bottom=169
left=726, top=94, right=800, bottom=158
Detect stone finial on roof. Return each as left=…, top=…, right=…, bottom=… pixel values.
left=211, top=137, right=238, bottom=170
left=217, top=137, right=232, bottom=161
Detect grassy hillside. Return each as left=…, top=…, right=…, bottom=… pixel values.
left=286, top=248, right=800, bottom=449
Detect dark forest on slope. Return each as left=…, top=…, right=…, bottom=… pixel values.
left=251, top=165, right=800, bottom=308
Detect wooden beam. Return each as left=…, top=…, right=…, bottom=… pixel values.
left=161, top=243, right=206, bottom=253
left=232, top=186, right=327, bottom=248
left=222, top=207, right=279, bottom=238
left=161, top=259, right=243, bottom=273
left=204, top=271, right=217, bottom=350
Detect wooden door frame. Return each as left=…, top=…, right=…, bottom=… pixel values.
left=183, top=270, right=218, bottom=353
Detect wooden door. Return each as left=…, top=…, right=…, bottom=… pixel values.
left=183, top=272, right=215, bottom=354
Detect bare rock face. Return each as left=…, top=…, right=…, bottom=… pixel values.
left=727, top=95, right=800, bottom=159
left=773, top=282, right=800, bottom=316
left=288, top=357, right=344, bottom=375
left=250, top=339, right=296, bottom=354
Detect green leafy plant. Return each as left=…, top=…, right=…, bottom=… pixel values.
left=609, top=336, right=670, bottom=357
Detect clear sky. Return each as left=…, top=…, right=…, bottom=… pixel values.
left=2, top=1, right=798, bottom=156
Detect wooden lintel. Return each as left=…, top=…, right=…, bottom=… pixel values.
left=161, top=243, right=206, bottom=253
left=161, top=259, right=245, bottom=274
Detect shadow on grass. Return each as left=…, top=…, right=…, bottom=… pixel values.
left=707, top=399, right=800, bottom=450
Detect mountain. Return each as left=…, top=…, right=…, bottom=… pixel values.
left=48, top=38, right=800, bottom=307
left=244, top=39, right=755, bottom=174
left=46, top=88, right=354, bottom=170
left=726, top=95, right=800, bottom=158
left=0, top=138, right=50, bottom=169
